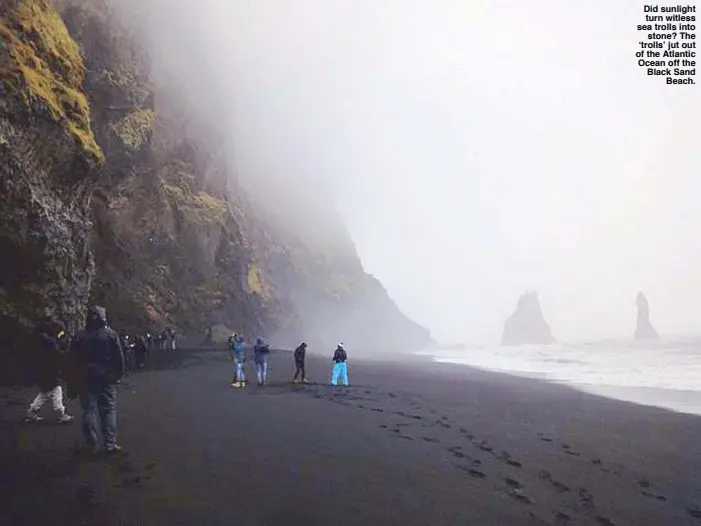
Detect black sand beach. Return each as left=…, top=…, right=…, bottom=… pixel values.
left=2, top=347, right=701, bottom=525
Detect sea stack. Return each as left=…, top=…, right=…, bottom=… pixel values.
left=634, top=291, right=659, bottom=339
left=502, top=291, right=555, bottom=346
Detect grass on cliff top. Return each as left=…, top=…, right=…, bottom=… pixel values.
left=0, top=0, right=103, bottom=162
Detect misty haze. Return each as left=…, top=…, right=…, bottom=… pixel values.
left=1, top=0, right=700, bottom=524
left=114, top=0, right=700, bottom=345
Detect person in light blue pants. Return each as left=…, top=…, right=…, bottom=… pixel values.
left=330, top=343, right=349, bottom=386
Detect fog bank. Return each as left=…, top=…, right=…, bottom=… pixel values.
left=112, top=0, right=700, bottom=344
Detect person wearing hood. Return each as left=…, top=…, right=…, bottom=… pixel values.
left=229, top=334, right=247, bottom=387
left=292, top=342, right=308, bottom=384
left=70, top=306, right=125, bottom=453
left=253, top=338, right=270, bottom=387
left=330, top=343, right=349, bottom=387
left=25, top=318, right=75, bottom=424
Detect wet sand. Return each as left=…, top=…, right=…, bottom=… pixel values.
left=1, top=347, right=701, bottom=525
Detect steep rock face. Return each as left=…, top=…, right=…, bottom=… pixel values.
left=238, top=202, right=432, bottom=351
left=59, top=0, right=276, bottom=337
left=55, top=0, right=432, bottom=350
left=634, top=291, right=658, bottom=340
left=0, top=0, right=102, bottom=361
left=502, top=291, right=555, bottom=346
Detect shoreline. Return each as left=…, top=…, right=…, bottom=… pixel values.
left=2, top=347, right=701, bottom=525
left=418, top=347, right=701, bottom=417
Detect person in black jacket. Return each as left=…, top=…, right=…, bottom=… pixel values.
left=70, top=306, right=125, bottom=453
left=25, top=318, right=75, bottom=424
left=292, top=342, right=308, bottom=383
left=253, top=338, right=270, bottom=387
left=134, top=335, right=148, bottom=369
left=330, top=343, right=349, bottom=387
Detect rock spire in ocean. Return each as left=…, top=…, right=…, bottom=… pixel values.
left=502, top=291, right=555, bottom=346
left=634, top=291, right=659, bottom=340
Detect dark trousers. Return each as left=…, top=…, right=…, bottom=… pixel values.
left=293, top=360, right=306, bottom=381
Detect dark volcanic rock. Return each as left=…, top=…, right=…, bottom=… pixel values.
left=634, top=291, right=658, bottom=340
left=0, top=0, right=103, bottom=373
left=0, top=0, right=433, bottom=380
left=502, top=291, right=555, bottom=346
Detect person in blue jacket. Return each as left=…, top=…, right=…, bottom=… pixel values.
left=229, top=334, right=247, bottom=387
left=330, top=343, right=349, bottom=387
left=253, top=338, right=270, bottom=387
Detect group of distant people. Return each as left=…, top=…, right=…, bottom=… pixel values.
left=227, top=334, right=349, bottom=387
left=119, top=328, right=176, bottom=371
left=23, top=307, right=178, bottom=454
left=23, top=304, right=351, bottom=455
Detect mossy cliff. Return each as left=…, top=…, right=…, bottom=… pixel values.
left=0, top=0, right=102, bottom=372
left=0, top=0, right=432, bottom=367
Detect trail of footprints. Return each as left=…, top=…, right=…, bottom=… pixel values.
left=303, top=385, right=701, bottom=524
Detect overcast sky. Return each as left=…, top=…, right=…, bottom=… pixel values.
left=117, top=0, right=700, bottom=344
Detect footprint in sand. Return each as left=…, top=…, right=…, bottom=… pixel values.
left=578, top=488, right=595, bottom=509
left=396, top=411, right=422, bottom=420
left=446, top=446, right=466, bottom=459
left=378, top=424, right=388, bottom=429
left=388, top=393, right=397, bottom=399
left=595, top=516, right=615, bottom=526
left=459, top=428, right=475, bottom=440
left=435, top=420, right=451, bottom=429
left=508, top=488, right=533, bottom=505
left=553, top=510, right=571, bottom=524
left=478, top=441, right=493, bottom=452
left=640, top=490, right=667, bottom=502
left=636, top=478, right=651, bottom=488
left=539, top=436, right=554, bottom=443
left=422, top=437, right=439, bottom=443
left=687, top=507, right=701, bottom=519
left=499, top=452, right=523, bottom=468
left=504, top=477, right=522, bottom=489
left=538, top=471, right=570, bottom=493
left=565, top=450, right=581, bottom=457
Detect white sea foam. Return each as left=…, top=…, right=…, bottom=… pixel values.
left=418, top=337, right=701, bottom=415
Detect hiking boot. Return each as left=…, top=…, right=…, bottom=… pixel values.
left=56, top=414, right=75, bottom=424
left=231, top=381, right=241, bottom=388
left=105, top=445, right=123, bottom=454
left=24, top=410, right=42, bottom=423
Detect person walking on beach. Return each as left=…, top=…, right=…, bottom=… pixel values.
left=25, top=318, right=75, bottom=424
left=230, top=334, right=247, bottom=387
left=254, top=338, right=270, bottom=387
left=330, top=343, right=349, bottom=387
left=134, top=335, right=148, bottom=369
left=70, top=306, right=125, bottom=454
left=292, top=341, right=308, bottom=383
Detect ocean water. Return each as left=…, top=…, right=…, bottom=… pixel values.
left=418, top=337, right=701, bottom=416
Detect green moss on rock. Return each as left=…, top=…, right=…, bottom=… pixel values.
left=162, top=179, right=228, bottom=226
left=247, top=263, right=270, bottom=299
left=0, top=0, right=103, bottom=162
left=110, top=108, right=154, bottom=150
